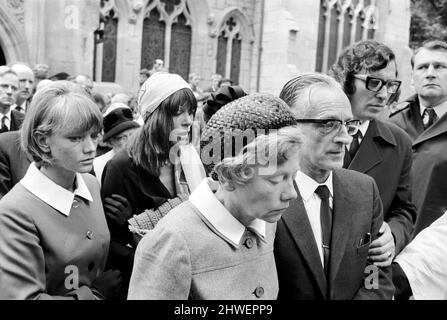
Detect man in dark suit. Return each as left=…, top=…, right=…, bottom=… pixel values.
left=329, top=40, right=416, bottom=259
left=390, top=40, right=447, bottom=236
left=0, top=66, right=25, bottom=133
left=0, top=130, right=31, bottom=199
left=276, top=73, right=394, bottom=299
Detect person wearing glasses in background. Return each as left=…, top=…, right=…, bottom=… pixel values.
left=275, top=73, right=394, bottom=300
left=329, top=40, right=416, bottom=266
left=389, top=40, right=447, bottom=237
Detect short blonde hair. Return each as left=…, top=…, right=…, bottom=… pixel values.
left=213, top=126, right=302, bottom=185
left=21, top=81, right=103, bottom=166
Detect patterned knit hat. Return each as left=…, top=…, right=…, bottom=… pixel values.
left=200, top=93, right=298, bottom=175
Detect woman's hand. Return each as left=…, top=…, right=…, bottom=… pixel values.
left=104, top=194, right=133, bottom=227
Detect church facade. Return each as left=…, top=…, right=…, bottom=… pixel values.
left=0, top=0, right=412, bottom=97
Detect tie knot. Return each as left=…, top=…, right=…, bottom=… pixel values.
left=315, top=185, right=330, bottom=200
left=353, top=130, right=363, bottom=140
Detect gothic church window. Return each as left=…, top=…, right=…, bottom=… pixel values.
left=216, top=16, right=242, bottom=85
left=141, top=0, right=192, bottom=80
left=316, top=0, right=378, bottom=73
left=95, top=0, right=119, bottom=82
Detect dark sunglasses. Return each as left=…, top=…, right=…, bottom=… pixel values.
left=296, top=119, right=361, bottom=136
left=353, top=75, right=401, bottom=94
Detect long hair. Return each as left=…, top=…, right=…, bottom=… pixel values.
left=127, top=88, right=197, bottom=176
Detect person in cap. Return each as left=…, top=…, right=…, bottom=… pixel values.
left=93, top=107, right=140, bottom=184
left=101, top=72, right=205, bottom=298
left=128, top=94, right=301, bottom=299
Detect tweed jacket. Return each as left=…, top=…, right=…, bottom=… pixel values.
left=128, top=180, right=278, bottom=300
left=275, top=169, right=394, bottom=300
left=0, top=167, right=110, bottom=300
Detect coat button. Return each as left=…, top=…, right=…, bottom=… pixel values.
left=72, top=199, right=79, bottom=208
left=254, top=286, right=264, bottom=298
left=244, top=238, right=254, bottom=249
left=86, top=230, right=94, bottom=239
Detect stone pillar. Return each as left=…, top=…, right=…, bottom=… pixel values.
left=376, top=0, right=413, bottom=100
left=258, top=0, right=320, bottom=94
left=41, top=0, right=99, bottom=78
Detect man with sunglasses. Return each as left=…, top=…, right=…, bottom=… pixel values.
left=330, top=40, right=416, bottom=268
left=390, top=40, right=447, bottom=237
left=275, top=73, right=394, bottom=299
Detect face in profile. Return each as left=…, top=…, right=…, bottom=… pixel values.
left=231, top=148, right=300, bottom=225
left=349, top=62, right=398, bottom=121
left=295, top=86, right=353, bottom=182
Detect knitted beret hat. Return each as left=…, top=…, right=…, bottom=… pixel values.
left=200, top=93, right=298, bottom=175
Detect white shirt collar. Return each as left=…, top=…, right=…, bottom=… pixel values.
left=20, top=163, right=93, bottom=216
left=189, top=178, right=267, bottom=248
left=420, top=99, right=447, bottom=119
left=358, top=120, right=370, bottom=138
left=295, top=170, right=334, bottom=203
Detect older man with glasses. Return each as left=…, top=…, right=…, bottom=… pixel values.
left=329, top=40, right=417, bottom=267
left=274, top=73, right=394, bottom=300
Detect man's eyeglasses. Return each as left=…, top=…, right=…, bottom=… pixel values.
left=296, top=119, right=361, bottom=136
left=353, top=75, right=401, bottom=94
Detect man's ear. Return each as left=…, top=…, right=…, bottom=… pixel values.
left=35, top=133, right=51, bottom=153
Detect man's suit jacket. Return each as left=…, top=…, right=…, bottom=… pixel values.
left=274, top=169, right=394, bottom=300
left=390, top=95, right=447, bottom=236
left=345, top=120, right=416, bottom=254
left=9, top=109, right=24, bottom=132
left=0, top=131, right=32, bottom=199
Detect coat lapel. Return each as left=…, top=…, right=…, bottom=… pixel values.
left=348, top=122, right=381, bottom=173
left=282, top=183, right=327, bottom=297
left=329, top=171, right=354, bottom=285
left=348, top=121, right=396, bottom=174
left=413, top=113, right=447, bottom=147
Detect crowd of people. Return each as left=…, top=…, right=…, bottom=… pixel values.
left=0, top=39, right=446, bottom=300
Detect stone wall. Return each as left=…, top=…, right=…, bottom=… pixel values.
left=0, top=0, right=412, bottom=98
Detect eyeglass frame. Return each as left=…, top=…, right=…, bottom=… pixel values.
left=352, top=74, right=402, bottom=94
left=295, top=118, right=361, bottom=136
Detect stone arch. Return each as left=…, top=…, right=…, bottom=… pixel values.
left=213, top=7, right=254, bottom=88
left=0, top=5, right=29, bottom=64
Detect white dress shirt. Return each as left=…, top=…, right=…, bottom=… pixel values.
left=295, top=171, right=334, bottom=267
left=189, top=178, right=266, bottom=247
left=419, top=99, right=447, bottom=119
left=348, top=120, right=369, bottom=150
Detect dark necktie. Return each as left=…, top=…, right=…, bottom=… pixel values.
left=349, top=131, right=363, bottom=160
left=315, top=185, right=332, bottom=279
left=0, top=116, right=8, bottom=133
left=422, top=107, right=438, bottom=130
